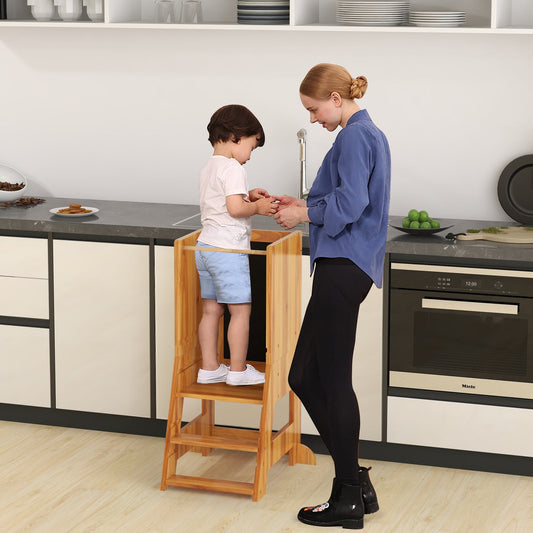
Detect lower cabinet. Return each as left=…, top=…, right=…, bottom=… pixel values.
left=387, top=396, right=533, bottom=457
left=0, top=324, right=50, bottom=407
left=53, top=240, right=150, bottom=417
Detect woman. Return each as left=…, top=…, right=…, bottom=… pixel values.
left=274, top=63, right=390, bottom=529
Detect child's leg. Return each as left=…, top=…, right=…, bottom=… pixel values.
left=226, top=303, right=251, bottom=372
left=198, top=298, right=225, bottom=370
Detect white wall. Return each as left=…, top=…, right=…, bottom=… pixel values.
left=1, top=27, right=533, bottom=220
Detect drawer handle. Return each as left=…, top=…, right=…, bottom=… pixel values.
left=421, top=298, right=518, bottom=315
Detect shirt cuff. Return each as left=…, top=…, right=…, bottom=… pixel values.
left=307, top=204, right=325, bottom=226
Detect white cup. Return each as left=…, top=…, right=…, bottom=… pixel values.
left=54, top=0, right=83, bottom=21
left=181, top=0, right=202, bottom=24
left=27, top=0, right=55, bottom=21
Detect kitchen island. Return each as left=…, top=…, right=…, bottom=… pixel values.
left=2, top=200, right=532, bottom=477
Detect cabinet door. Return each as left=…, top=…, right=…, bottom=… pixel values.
left=388, top=396, right=533, bottom=457
left=0, top=324, right=50, bottom=407
left=0, top=236, right=49, bottom=319
left=54, top=240, right=150, bottom=417
left=155, top=245, right=175, bottom=420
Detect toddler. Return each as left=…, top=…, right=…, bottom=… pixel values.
left=195, top=104, right=277, bottom=386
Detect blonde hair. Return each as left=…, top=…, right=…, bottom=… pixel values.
left=300, top=63, right=368, bottom=101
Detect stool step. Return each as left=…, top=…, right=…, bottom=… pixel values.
left=171, top=432, right=259, bottom=452
left=167, top=474, right=254, bottom=496
left=178, top=381, right=264, bottom=404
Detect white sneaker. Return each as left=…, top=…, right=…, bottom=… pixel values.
left=197, top=364, right=229, bottom=384
left=226, top=364, right=265, bottom=386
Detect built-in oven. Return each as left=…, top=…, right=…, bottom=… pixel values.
left=389, top=262, right=533, bottom=400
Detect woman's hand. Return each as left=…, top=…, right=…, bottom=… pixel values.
left=274, top=205, right=310, bottom=230
left=271, top=195, right=306, bottom=211
left=248, top=188, right=269, bottom=202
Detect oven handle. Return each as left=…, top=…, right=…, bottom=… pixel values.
left=421, top=298, right=518, bottom=315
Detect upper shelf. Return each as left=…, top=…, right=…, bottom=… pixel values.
left=2, top=0, right=533, bottom=34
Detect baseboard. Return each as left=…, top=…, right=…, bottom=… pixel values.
left=2, top=404, right=532, bottom=478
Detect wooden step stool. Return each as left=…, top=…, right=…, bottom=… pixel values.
left=161, top=229, right=316, bottom=501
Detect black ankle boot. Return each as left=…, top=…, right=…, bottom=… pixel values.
left=359, top=466, right=379, bottom=514
left=297, top=478, right=364, bottom=529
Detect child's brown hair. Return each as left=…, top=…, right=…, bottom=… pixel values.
left=207, top=105, right=265, bottom=147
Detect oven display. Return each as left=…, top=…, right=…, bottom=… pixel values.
left=463, top=280, right=479, bottom=289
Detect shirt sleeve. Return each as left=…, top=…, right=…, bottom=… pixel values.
left=221, top=161, right=248, bottom=197
left=307, top=126, right=372, bottom=238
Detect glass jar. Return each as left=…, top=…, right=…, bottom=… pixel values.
left=83, top=0, right=103, bottom=22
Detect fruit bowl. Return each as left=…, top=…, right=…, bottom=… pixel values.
left=391, top=225, right=452, bottom=235
left=0, top=164, right=27, bottom=203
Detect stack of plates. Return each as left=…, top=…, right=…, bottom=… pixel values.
left=409, top=11, right=466, bottom=27
left=237, top=0, right=289, bottom=25
left=336, top=1, right=409, bottom=27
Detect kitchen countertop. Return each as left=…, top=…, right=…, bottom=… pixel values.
left=2, top=199, right=532, bottom=264
left=0, top=197, right=306, bottom=243
left=387, top=215, right=533, bottom=264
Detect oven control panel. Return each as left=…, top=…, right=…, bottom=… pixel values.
left=390, top=263, right=533, bottom=297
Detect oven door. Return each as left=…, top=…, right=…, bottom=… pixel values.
left=389, top=289, right=533, bottom=399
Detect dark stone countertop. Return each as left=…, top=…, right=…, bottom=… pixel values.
left=387, top=216, right=533, bottom=265
left=2, top=199, right=532, bottom=264
left=0, top=197, right=309, bottom=244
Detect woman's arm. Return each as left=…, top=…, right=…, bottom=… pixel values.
left=307, top=129, right=372, bottom=237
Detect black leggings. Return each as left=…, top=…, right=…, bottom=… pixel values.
left=289, top=258, right=372, bottom=483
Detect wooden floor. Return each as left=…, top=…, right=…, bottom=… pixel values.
left=1, top=421, right=532, bottom=532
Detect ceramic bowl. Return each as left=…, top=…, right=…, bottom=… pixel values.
left=0, top=164, right=28, bottom=203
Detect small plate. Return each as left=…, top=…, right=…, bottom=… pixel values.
left=50, top=207, right=99, bottom=217
left=391, top=224, right=452, bottom=235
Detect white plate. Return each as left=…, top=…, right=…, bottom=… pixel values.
left=50, top=206, right=99, bottom=217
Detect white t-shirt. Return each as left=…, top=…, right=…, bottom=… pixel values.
left=198, top=155, right=251, bottom=250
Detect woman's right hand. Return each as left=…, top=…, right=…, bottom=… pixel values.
left=271, top=195, right=306, bottom=211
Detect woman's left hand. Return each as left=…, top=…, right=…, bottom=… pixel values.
left=274, top=206, right=309, bottom=230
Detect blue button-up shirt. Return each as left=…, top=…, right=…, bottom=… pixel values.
left=306, top=109, right=391, bottom=288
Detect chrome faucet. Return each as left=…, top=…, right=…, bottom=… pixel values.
left=297, top=128, right=310, bottom=200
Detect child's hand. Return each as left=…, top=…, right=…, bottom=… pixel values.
left=248, top=188, right=269, bottom=202
left=254, top=196, right=278, bottom=216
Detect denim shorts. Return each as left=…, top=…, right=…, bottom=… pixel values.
left=195, top=241, right=251, bottom=304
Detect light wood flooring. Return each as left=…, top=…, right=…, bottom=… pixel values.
left=1, top=420, right=532, bottom=533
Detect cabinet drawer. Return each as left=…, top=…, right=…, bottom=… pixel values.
left=0, top=236, right=48, bottom=278
left=388, top=396, right=533, bottom=457
left=0, top=324, right=50, bottom=407
left=0, top=276, right=49, bottom=319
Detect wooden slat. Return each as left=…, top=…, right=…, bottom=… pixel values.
left=167, top=475, right=254, bottom=496
left=251, top=229, right=288, bottom=242
left=178, top=383, right=264, bottom=404
left=183, top=245, right=266, bottom=256
left=171, top=433, right=259, bottom=453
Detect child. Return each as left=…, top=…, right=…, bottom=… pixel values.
left=195, top=104, right=277, bottom=386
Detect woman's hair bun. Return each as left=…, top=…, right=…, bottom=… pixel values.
left=350, top=76, right=368, bottom=99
